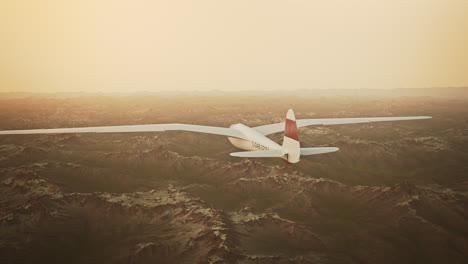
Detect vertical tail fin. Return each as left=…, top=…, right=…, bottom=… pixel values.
left=282, top=109, right=300, bottom=164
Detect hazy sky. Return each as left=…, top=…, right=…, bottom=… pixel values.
left=1, top=0, right=467, bottom=92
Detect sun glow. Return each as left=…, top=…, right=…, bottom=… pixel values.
left=1, top=0, right=467, bottom=92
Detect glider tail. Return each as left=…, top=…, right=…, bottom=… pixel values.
left=282, top=109, right=301, bottom=164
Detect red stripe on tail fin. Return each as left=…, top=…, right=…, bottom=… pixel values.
left=282, top=109, right=301, bottom=164
left=285, top=118, right=299, bottom=141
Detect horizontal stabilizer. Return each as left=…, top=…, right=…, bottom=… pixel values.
left=230, top=149, right=285, bottom=158
left=300, top=147, right=339, bottom=156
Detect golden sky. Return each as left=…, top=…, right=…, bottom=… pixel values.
left=0, top=0, right=467, bottom=92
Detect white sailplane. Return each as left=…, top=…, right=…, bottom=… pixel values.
left=0, top=109, right=431, bottom=164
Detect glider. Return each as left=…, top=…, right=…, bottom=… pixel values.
left=0, top=109, right=431, bottom=164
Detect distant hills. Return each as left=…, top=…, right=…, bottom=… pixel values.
left=1, top=87, right=468, bottom=99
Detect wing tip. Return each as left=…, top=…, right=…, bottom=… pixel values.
left=409, top=116, right=432, bottom=119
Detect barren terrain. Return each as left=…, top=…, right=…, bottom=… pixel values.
left=0, top=92, right=467, bottom=263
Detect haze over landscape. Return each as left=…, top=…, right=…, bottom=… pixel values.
left=1, top=1, right=468, bottom=263
left=1, top=93, right=468, bottom=263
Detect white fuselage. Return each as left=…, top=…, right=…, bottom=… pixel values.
left=227, top=123, right=284, bottom=153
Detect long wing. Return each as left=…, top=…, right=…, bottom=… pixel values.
left=254, top=116, right=432, bottom=136
left=0, top=123, right=248, bottom=139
